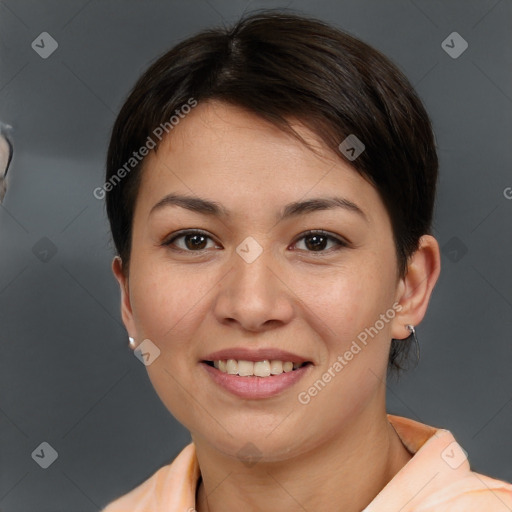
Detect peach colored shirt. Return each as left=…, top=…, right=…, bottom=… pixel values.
left=101, top=414, right=512, bottom=511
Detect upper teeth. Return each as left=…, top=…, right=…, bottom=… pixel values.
left=212, top=359, right=302, bottom=377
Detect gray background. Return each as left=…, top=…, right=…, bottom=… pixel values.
left=0, top=0, right=511, bottom=510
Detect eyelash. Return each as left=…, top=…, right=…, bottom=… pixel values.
left=162, top=229, right=348, bottom=254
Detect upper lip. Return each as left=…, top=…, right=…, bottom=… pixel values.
left=202, top=347, right=311, bottom=364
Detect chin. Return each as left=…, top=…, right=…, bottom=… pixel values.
left=191, top=419, right=318, bottom=464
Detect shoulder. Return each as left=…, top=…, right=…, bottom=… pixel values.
left=100, top=443, right=199, bottom=512
left=364, top=415, right=512, bottom=512
left=415, top=471, right=512, bottom=511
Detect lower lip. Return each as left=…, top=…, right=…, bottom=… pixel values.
left=200, top=362, right=313, bottom=399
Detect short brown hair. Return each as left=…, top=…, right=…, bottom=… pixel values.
left=105, top=10, right=438, bottom=375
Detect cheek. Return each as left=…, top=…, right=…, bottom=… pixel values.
left=291, top=267, right=393, bottom=434
left=129, top=260, right=208, bottom=342
left=293, top=258, right=395, bottom=354
left=128, top=263, right=211, bottom=429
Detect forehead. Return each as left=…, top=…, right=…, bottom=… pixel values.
left=147, top=101, right=340, bottom=173
left=135, top=101, right=387, bottom=224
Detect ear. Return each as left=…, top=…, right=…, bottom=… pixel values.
left=391, top=235, right=441, bottom=340
left=112, top=256, right=138, bottom=343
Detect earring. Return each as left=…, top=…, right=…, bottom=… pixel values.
left=406, top=325, right=420, bottom=362
left=128, top=336, right=136, bottom=348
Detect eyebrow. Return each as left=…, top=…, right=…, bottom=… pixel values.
left=149, top=193, right=368, bottom=222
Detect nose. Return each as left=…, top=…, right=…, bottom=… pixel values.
left=212, top=243, right=295, bottom=333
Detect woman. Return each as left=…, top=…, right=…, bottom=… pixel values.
left=0, top=122, right=13, bottom=204
left=101, top=11, right=512, bottom=511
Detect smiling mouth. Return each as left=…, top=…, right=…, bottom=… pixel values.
left=202, top=359, right=312, bottom=377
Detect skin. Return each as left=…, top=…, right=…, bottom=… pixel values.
left=112, top=100, right=441, bottom=512
left=0, top=133, right=10, bottom=203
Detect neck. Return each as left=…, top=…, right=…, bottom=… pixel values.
left=194, top=404, right=412, bottom=512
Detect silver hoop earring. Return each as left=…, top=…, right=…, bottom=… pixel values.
left=406, top=325, right=420, bottom=362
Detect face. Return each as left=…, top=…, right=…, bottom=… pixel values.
left=0, top=131, right=11, bottom=203
left=115, top=101, right=409, bottom=461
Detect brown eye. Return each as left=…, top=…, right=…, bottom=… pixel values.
left=183, top=233, right=208, bottom=250
left=293, top=231, right=346, bottom=253
left=164, top=230, right=218, bottom=251
left=305, top=234, right=329, bottom=251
